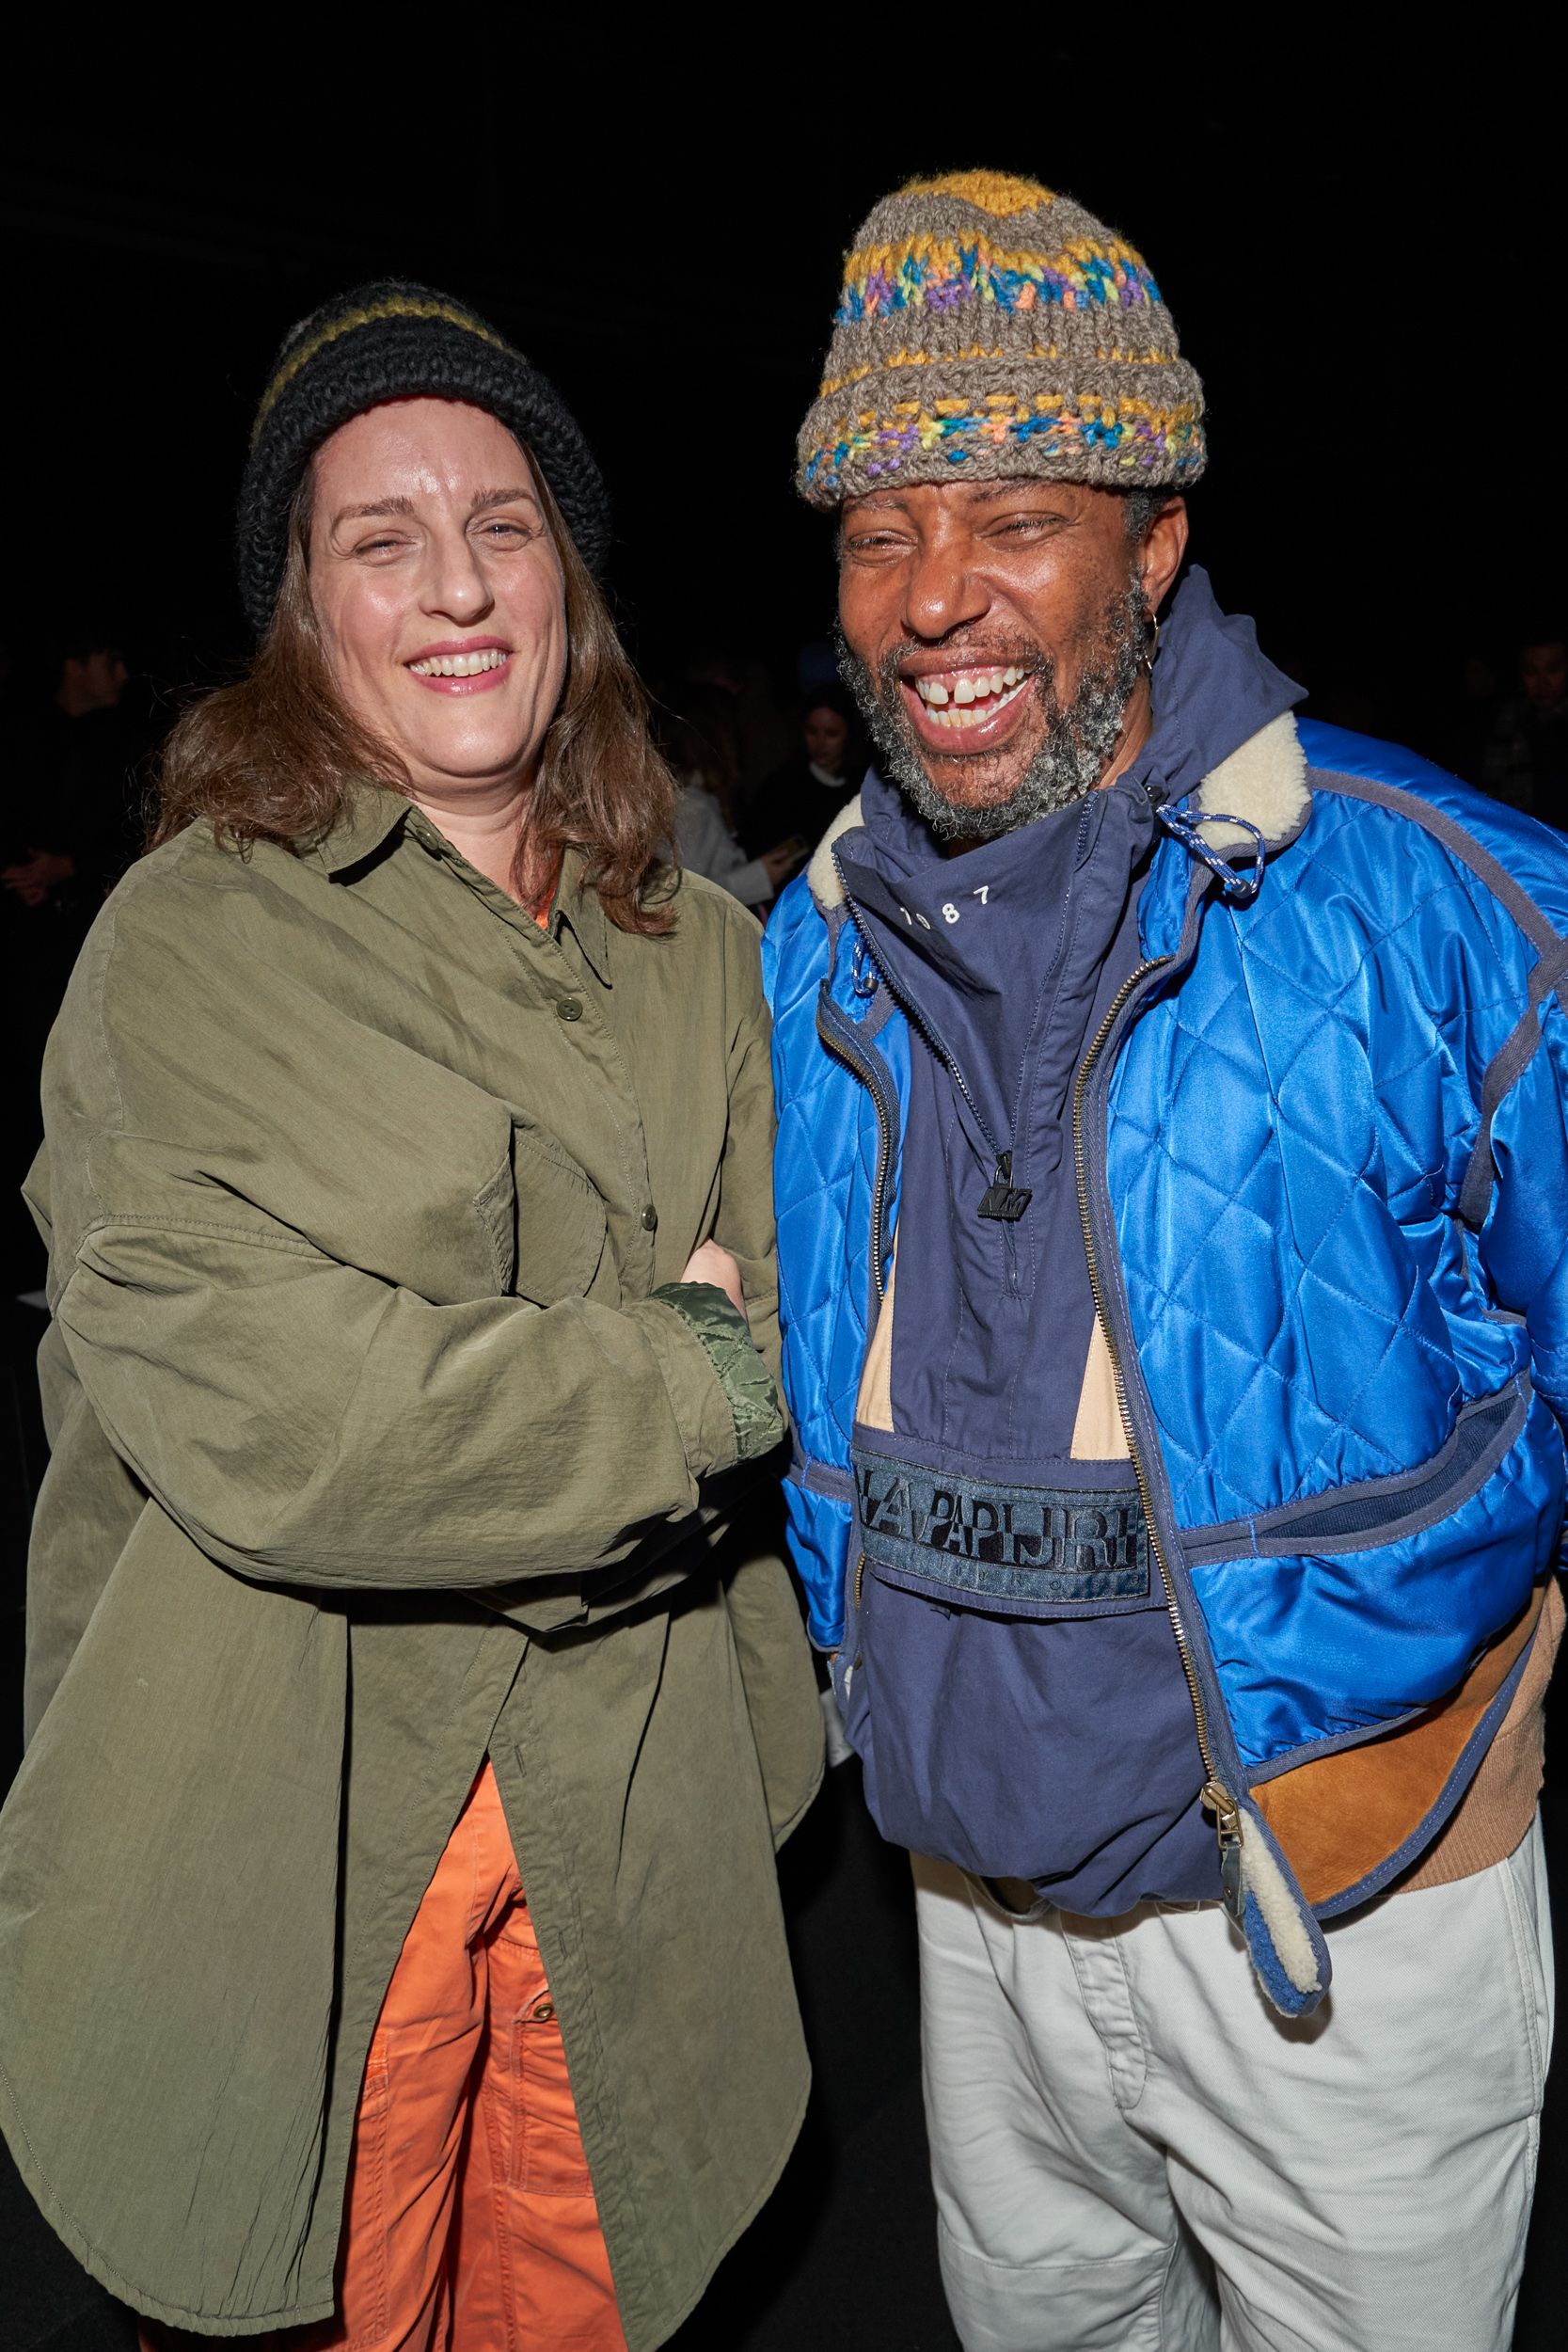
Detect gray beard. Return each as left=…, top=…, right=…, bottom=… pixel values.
left=835, top=586, right=1146, bottom=843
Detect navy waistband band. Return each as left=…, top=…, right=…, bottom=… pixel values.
left=852, top=1448, right=1149, bottom=1607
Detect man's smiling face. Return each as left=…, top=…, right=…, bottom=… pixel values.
left=835, top=478, right=1188, bottom=841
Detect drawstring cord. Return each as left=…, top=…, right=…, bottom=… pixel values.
left=1155, top=802, right=1266, bottom=906
left=850, top=937, right=879, bottom=998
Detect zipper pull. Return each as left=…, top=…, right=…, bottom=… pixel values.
left=978, top=1151, right=1034, bottom=1223
left=1202, top=1780, right=1245, bottom=1923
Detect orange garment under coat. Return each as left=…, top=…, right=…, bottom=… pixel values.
left=142, top=1761, right=626, bottom=2352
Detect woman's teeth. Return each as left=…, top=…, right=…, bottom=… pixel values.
left=408, top=649, right=509, bottom=677
left=912, top=666, right=1027, bottom=729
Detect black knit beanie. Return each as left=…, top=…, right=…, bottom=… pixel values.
left=235, top=280, right=610, bottom=633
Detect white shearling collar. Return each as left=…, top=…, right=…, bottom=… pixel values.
left=806, top=795, right=865, bottom=910
left=1188, top=710, right=1310, bottom=854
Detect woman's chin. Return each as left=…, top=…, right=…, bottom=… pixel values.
left=395, top=726, right=540, bottom=800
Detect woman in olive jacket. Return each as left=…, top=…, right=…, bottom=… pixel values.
left=0, top=286, right=822, bottom=2351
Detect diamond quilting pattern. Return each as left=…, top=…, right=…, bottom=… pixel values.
left=1109, top=765, right=1560, bottom=1528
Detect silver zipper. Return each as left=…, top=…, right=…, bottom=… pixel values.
left=1070, top=959, right=1243, bottom=1902
left=816, top=1003, right=895, bottom=1306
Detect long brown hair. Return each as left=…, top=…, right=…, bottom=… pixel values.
left=154, top=448, right=677, bottom=932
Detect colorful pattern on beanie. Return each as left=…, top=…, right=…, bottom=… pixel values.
left=797, top=170, right=1205, bottom=509
left=806, top=391, right=1204, bottom=499
left=834, top=232, right=1163, bottom=327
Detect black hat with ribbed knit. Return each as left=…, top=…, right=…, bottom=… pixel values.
left=235, top=279, right=610, bottom=632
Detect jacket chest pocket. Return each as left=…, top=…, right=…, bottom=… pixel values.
left=507, top=1120, right=610, bottom=1306
left=851, top=1443, right=1151, bottom=1618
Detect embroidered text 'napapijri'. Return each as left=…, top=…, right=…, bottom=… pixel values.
left=853, top=1450, right=1148, bottom=1606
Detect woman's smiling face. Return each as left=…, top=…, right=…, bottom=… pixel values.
left=309, top=396, right=568, bottom=801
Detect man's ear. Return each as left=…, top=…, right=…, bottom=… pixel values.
left=1140, top=498, right=1189, bottom=613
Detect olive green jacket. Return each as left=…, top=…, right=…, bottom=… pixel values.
left=0, top=791, right=823, bottom=2344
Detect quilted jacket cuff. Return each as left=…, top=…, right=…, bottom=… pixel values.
left=649, top=1283, right=784, bottom=1468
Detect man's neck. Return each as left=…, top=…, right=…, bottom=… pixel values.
left=1094, top=675, right=1152, bottom=793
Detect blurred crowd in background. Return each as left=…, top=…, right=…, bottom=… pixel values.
left=3, top=607, right=1566, bottom=1299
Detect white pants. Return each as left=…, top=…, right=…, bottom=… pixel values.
left=915, top=1817, right=1553, bottom=2352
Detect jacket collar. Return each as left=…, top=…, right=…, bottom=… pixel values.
left=1144, top=568, right=1309, bottom=858
left=551, top=847, right=613, bottom=985
left=306, top=781, right=411, bottom=875
left=304, top=788, right=612, bottom=978
left=1143, top=568, right=1303, bottom=809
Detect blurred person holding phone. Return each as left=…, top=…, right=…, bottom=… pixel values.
left=741, top=680, right=865, bottom=870
left=663, top=681, right=807, bottom=907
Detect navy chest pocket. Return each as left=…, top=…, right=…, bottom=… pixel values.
left=851, top=1445, right=1151, bottom=1619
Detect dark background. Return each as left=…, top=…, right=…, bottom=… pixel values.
left=0, top=51, right=1560, bottom=738
left=1, top=43, right=1564, bottom=2352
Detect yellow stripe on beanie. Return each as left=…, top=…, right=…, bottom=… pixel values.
left=251, top=296, right=511, bottom=446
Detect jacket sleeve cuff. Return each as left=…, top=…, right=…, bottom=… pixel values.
left=645, top=1282, right=785, bottom=1472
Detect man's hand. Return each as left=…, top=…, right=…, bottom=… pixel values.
left=3, top=850, right=75, bottom=907
left=680, top=1238, right=747, bottom=1324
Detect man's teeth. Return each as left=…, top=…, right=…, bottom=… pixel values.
left=913, top=667, right=1026, bottom=729
left=408, top=648, right=509, bottom=677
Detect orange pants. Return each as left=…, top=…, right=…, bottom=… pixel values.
left=141, top=1763, right=626, bottom=2352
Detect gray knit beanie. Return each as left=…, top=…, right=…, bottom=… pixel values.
left=797, top=170, right=1205, bottom=509
left=236, top=279, right=610, bottom=633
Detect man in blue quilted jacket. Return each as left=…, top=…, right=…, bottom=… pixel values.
left=767, top=168, right=1566, bottom=2352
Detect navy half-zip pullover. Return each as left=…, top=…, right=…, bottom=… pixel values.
left=836, top=764, right=1223, bottom=1909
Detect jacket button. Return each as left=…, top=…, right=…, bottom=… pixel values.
left=555, top=997, right=583, bottom=1023
left=641, top=1204, right=658, bottom=1232
left=531, top=1999, right=555, bottom=2022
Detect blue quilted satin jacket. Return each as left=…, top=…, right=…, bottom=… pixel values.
left=763, top=579, right=1568, bottom=2017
